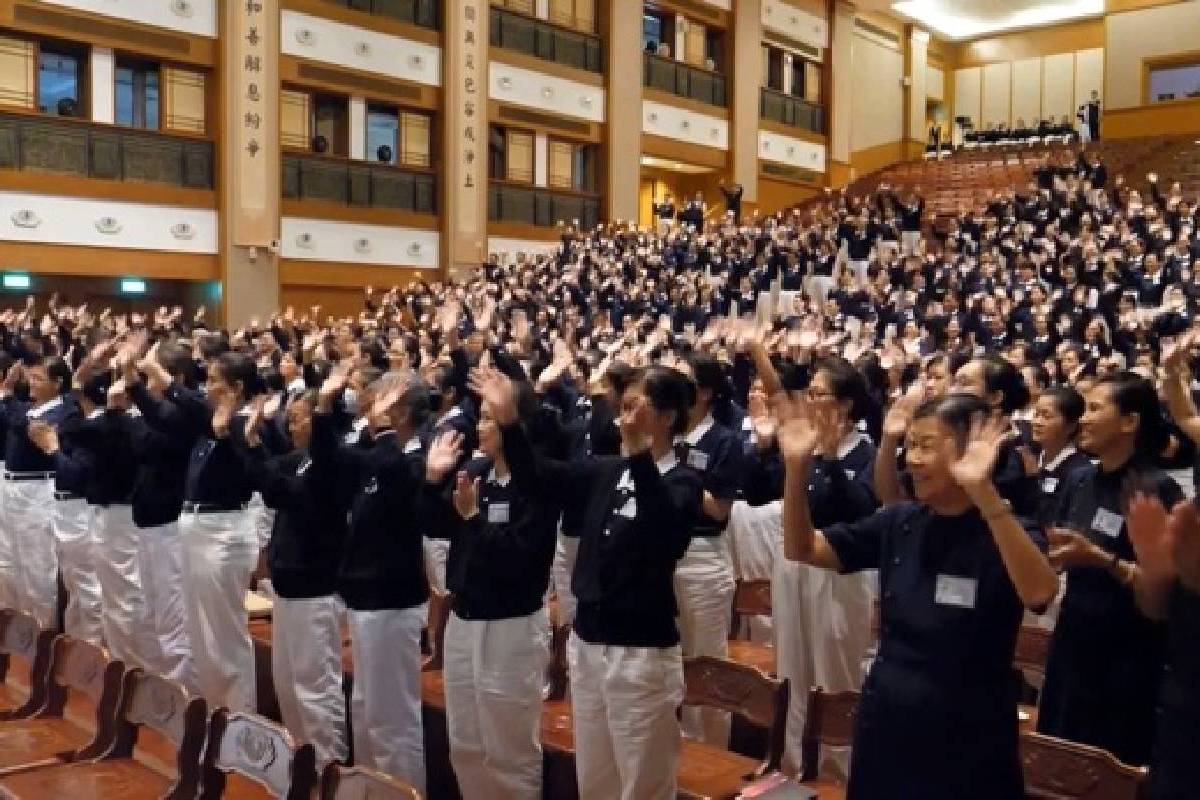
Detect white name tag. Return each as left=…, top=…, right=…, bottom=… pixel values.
left=687, top=449, right=709, bottom=471
left=935, top=575, right=977, bottom=609
left=1091, top=508, right=1124, bottom=538
left=615, top=498, right=637, bottom=519
left=844, top=469, right=856, bottom=481
left=487, top=503, right=510, bottom=524
left=1041, top=477, right=1058, bottom=493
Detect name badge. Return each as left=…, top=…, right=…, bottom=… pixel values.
left=1091, top=508, right=1124, bottom=538
left=615, top=498, right=637, bottom=519
left=1041, top=477, right=1058, bottom=493
left=935, top=575, right=977, bottom=609
left=487, top=503, right=510, bottom=524
left=687, top=449, right=709, bottom=471
left=844, top=469, right=856, bottom=481
left=297, top=458, right=312, bottom=476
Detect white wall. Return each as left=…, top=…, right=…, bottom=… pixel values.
left=42, top=0, right=217, bottom=37
left=1011, top=58, right=1041, bottom=126
left=642, top=100, right=729, bottom=150
left=90, top=46, right=114, bottom=125
left=926, top=65, right=945, bottom=101
left=981, top=62, right=1012, bottom=128
left=1106, top=0, right=1200, bottom=109
left=954, top=66, right=982, bottom=126
left=761, top=0, right=829, bottom=50
left=281, top=218, right=438, bottom=269
left=759, top=130, right=826, bottom=173
left=851, top=33, right=903, bottom=151
left=489, top=62, right=605, bottom=123
left=1042, top=53, right=1076, bottom=122
left=1074, top=48, right=1104, bottom=110
left=282, top=10, right=442, bottom=87
left=956, top=48, right=1104, bottom=127
left=0, top=193, right=217, bottom=253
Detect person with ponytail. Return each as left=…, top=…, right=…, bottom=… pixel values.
left=1037, top=372, right=1183, bottom=765
left=674, top=352, right=743, bottom=746
left=474, top=362, right=701, bottom=800
left=778, top=391, right=1057, bottom=799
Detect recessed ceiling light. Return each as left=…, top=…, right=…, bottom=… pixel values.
left=891, top=0, right=1103, bottom=40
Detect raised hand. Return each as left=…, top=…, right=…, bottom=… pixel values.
left=882, top=380, right=925, bottom=440
left=319, top=364, right=350, bottom=407
left=618, top=392, right=651, bottom=456
left=813, top=404, right=849, bottom=459
left=1168, top=500, right=1200, bottom=592
left=243, top=395, right=268, bottom=448
left=211, top=394, right=236, bottom=439
left=468, top=366, right=517, bottom=425
left=26, top=421, right=58, bottom=455
left=949, top=413, right=1011, bottom=493
left=452, top=471, right=481, bottom=520
left=1128, top=493, right=1176, bottom=584
left=774, top=392, right=820, bottom=463
left=1048, top=527, right=1107, bottom=570
left=426, top=430, right=464, bottom=483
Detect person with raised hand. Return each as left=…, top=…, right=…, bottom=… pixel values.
left=473, top=362, right=701, bottom=800
left=309, top=366, right=430, bottom=794
left=778, top=391, right=1056, bottom=799
left=418, top=370, right=558, bottom=799
left=1126, top=494, right=1200, bottom=800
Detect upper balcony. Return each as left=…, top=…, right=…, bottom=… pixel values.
left=760, top=87, right=824, bottom=136
left=320, top=0, right=439, bottom=30
left=0, top=111, right=214, bottom=191
left=488, top=181, right=600, bottom=231
left=643, top=53, right=727, bottom=108
left=489, top=6, right=602, bottom=74
left=283, top=151, right=437, bottom=215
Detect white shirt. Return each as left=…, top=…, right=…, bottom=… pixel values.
left=28, top=396, right=63, bottom=419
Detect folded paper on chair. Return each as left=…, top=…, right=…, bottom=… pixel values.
left=737, top=772, right=819, bottom=799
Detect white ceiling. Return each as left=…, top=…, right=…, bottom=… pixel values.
left=880, top=0, right=1104, bottom=40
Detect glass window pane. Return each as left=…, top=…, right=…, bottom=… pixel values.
left=38, top=50, right=79, bottom=115
left=367, top=107, right=398, bottom=163
left=115, top=66, right=134, bottom=125
left=145, top=70, right=159, bottom=129
left=643, top=15, right=662, bottom=52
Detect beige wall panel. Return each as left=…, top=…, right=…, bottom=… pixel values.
left=829, top=0, right=854, bottom=163
left=1106, top=0, right=1200, bottom=108
left=851, top=33, right=903, bottom=152
left=1041, top=52, right=1075, bottom=121
left=981, top=61, right=1012, bottom=127
left=1011, top=57, right=1042, bottom=125
left=163, top=67, right=207, bottom=134
left=926, top=65, right=944, bottom=101
left=1073, top=47, right=1104, bottom=109
left=606, top=0, right=643, bottom=221
left=0, top=35, right=35, bottom=110
left=954, top=66, right=981, bottom=127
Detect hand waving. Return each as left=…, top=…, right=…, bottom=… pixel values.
left=949, top=413, right=1010, bottom=494
left=452, top=471, right=481, bottom=520
left=426, top=430, right=464, bottom=483
left=774, top=392, right=819, bottom=464
left=468, top=366, right=517, bottom=426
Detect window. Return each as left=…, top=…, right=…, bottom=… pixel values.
left=643, top=13, right=664, bottom=54
left=0, top=36, right=36, bottom=110
left=505, top=129, right=534, bottom=183
left=280, top=89, right=312, bottom=150
left=549, top=0, right=595, bottom=33
left=162, top=66, right=206, bottom=134
left=804, top=61, right=821, bottom=103
left=312, top=94, right=348, bottom=156
left=548, top=140, right=573, bottom=189
left=367, top=105, right=398, bottom=163
left=400, top=111, right=430, bottom=167
left=572, top=143, right=597, bottom=192
left=503, top=0, right=535, bottom=14
left=37, top=46, right=82, bottom=116
left=1148, top=62, right=1200, bottom=103
left=488, top=125, right=506, bottom=181
left=684, top=20, right=706, bottom=67
left=115, top=60, right=160, bottom=129
left=764, top=46, right=783, bottom=91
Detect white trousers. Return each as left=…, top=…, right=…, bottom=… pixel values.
left=51, top=500, right=104, bottom=646
left=551, top=532, right=579, bottom=627
left=5, top=478, right=57, bottom=629
left=95, top=505, right=154, bottom=669
left=0, top=474, right=15, bottom=610
left=901, top=230, right=922, bottom=256
left=772, top=554, right=875, bottom=779
left=849, top=259, right=870, bottom=286
left=728, top=500, right=781, bottom=642
left=272, top=594, right=348, bottom=769
left=135, top=520, right=198, bottom=691
left=444, top=609, right=550, bottom=800
left=568, top=633, right=684, bottom=800
left=423, top=537, right=450, bottom=595
left=180, top=509, right=258, bottom=712
left=247, top=493, right=275, bottom=550
left=675, top=535, right=734, bottom=746
left=805, top=276, right=835, bottom=305
left=347, top=605, right=426, bottom=795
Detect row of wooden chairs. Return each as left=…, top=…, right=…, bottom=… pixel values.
left=0, top=608, right=419, bottom=800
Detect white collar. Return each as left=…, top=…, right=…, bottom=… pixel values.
left=352, top=417, right=368, bottom=432
left=1040, top=445, right=1078, bottom=472
left=28, top=396, right=63, bottom=418
left=87, top=408, right=104, bottom=420
left=656, top=451, right=680, bottom=475
left=681, top=413, right=715, bottom=446
left=436, top=406, right=462, bottom=427
left=834, top=431, right=867, bottom=460
left=403, top=436, right=423, bottom=453
left=488, top=466, right=511, bottom=486
left=287, top=377, right=306, bottom=393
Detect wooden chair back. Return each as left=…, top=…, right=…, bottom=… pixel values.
left=1014, top=625, right=1053, bottom=691
left=1021, top=732, right=1148, bottom=800
left=544, top=623, right=571, bottom=702
left=729, top=580, right=772, bottom=636
left=0, top=609, right=56, bottom=719
left=320, top=763, right=421, bottom=799
left=799, top=688, right=860, bottom=782
left=111, top=670, right=209, bottom=800
left=200, top=708, right=318, bottom=800
left=422, top=590, right=452, bottom=672
left=682, top=656, right=789, bottom=778
left=39, top=635, right=125, bottom=759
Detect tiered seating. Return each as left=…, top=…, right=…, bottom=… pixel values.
left=727, top=579, right=775, bottom=676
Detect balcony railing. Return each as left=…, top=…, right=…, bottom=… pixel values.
left=643, top=53, right=727, bottom=108
left=488, top=182, right=600, bottom=230
left=760, top=87, right=824, bottom=135
left=325, top=0, right=439, bottom=29
left=283, top=152, right=437, bottom=214
left=0, top=111, right=213, bottom=189
left=489, top=6, right=602, bottom=73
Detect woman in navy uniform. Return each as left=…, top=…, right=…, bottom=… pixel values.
left=1038, top=373, right=1182, bottom=766
left=778, top=391, right=1058, bottom=800
left=1029, top=386, right=1091, bottom=527
left=1127, top=494, right=1200, bottom=800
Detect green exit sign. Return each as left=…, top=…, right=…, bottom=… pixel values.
left=2, top=273, right=30, bottom=290
left=120, top=278, right=147, bottom=295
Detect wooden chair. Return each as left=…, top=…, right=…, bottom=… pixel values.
left=0, top=669, right=208, bottom=800
left=1021, top=731, right=1148, bottom=800
left=421, top=590, right=452, bottom=672
left=799, top=687, right=859, bottom=796
left=1014, top=624, right=1053, bottom=692
left=0, top=635, right=124, bottom=774
left=0, top=610, right=55, bottom=721
left=544, top=623, right=572, bottom=703
left=200, top=708, right=317, bottom=800
left=677, top=656, right=789, bottom=800
left=320, top=763, right=420, bottom=799
left=727, top=580, right=775, bottom=676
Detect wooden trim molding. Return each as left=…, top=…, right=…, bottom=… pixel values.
left=488, top=48, right=605, bottom=89
left=1102, top=98, right=1200, bottom=138
left=488, top=100, right=603, bottom=143
left=642, top=87, right=732, bottom=120
left=486, top=221, right=564, bottom=241
left=280, top=0, right=441, bottom=46
left=0, top=169, right=217, bottom=208
left=280, top=56, right=441, bottom=111
left=281, top=199, right=440, bottom=229
left=758, top=118, right=828, bottom=143
left=280, top=259, right=433, bottom=288
left=645, top=0, right=731, bottom=30
left=0, top=243, right=218, bottom=280
left=1, top=3, right=215, bottom=67
left=641, top=133, right=729, bottom=168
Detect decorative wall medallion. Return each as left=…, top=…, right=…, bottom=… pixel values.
left=499, top=76, right=513, bottom=89
left=170, top=222, right=195, bottom=241
left=295, top=233, right=315, bottom=249
left=354, top=41, right=371, bottom=57
left=406, top=242, right=422, bottom=258
left=409, top=54, right=424, bottom=68
left=10, top=210, right=40, bottom=229
left=354, top=238, right=372, bottom=254
left=171, top=0, right=194, bottom=18
left=648, top=112, right=658, bottom=123
left=295, top=29, right=315, bottom=46
left=541, top=86, right=554, bottom=99
left=710, top=127, right=720, bottom=139
left=95, top=216, right=122, bottom=235
left=579, top=96, right=593, bottom=108
left=680, top=119, right=691, bottom=130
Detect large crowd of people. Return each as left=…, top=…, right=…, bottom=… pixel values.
left=0, top=145, right=1197, bottom=799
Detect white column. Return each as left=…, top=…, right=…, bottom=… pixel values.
left=91, top=46, right=114, bottom=124
left=535, top=0, right=549, bottom=19
left=782, top=53, right=794, bottom=95
left=534, top=132, right=548, bottom=187
left=675, top=15, right=687, bottom=62
left=349, top=96, right=367, bottom=160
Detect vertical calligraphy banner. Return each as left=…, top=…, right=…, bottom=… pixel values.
left=442, top=0, right=489, bottom=280
left=227, top=0, right=280, bottom=247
